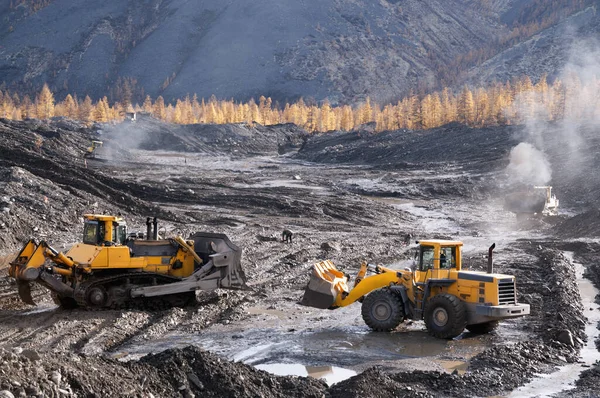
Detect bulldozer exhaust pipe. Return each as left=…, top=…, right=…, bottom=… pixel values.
left=487, top=243, right=495, bottom=274
left=146, top=217, right=152, bottom=240
left=152, top=217, right=158, bottom=240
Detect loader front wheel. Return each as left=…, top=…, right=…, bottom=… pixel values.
left=361, top=288, right=404, bottom=332
left=424, top=293, right=466, bottom=339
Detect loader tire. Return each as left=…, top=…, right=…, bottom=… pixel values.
left=466, top=321, right=499, bottom=334
left=424, top=293, right=466, bottom=339
left=361, top=288, right=404, bottom=332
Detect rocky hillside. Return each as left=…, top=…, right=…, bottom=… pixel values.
left=0, top=1, right=595, bottom=104
left=467, top=5, right=600, bottom=87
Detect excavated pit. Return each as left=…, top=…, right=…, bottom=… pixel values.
left=1, top=117, right=600, bottom=397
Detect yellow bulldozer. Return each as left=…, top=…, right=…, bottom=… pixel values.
left=302, top=240, right=529, bottom=339
left=9, top=214, right=247, bottom=308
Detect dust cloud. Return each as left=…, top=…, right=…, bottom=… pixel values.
left=100, top=118, right=155, bottom=160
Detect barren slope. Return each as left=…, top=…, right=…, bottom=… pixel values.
left=0, top=0, right=542, bottom=104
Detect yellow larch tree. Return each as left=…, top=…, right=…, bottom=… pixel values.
left=36, top=84, right=55, bottom=119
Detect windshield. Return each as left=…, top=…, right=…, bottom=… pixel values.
left=83, top=221, right=98, bottom=244
left=420, top=246, right=434, bottom=271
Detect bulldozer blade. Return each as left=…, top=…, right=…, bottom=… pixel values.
left=17, top=281, right=35, bottom=305
left=301, top=260, right=349, bottom=309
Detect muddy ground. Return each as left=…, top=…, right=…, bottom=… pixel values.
left=0, top=116, right=600, bottom=397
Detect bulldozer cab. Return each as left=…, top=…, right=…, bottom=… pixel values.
left=83, top=215, right=127, bottom=246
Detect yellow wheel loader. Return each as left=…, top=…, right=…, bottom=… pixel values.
left=9, top=214, right=247, bottom=309
left=301, top=240, right=529, bottom=339
left=84, top=140, right=103, bottom=159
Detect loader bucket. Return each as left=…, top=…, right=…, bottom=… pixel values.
left=301, top=260, right=349, bottom=309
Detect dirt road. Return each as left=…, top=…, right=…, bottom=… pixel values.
left=0, top=117, right=599, bottom=397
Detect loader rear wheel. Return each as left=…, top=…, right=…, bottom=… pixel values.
left=466, top=321, right=499, bottom=334
left=424, top=293, right=466, bottom=339
left=361, top=288, right=404, bottom=332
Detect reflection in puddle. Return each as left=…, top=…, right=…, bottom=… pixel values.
left=255, top=363, right=357, bottom=385
left=435, top=359, right=469, bottom=375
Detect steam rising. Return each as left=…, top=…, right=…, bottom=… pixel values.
left=506, top=143, right=551, bottom=186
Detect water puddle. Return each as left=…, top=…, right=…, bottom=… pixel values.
left=254, top=363, right=357, bottom=385
left=508, top=251, right=600, bottom=397
left=232, top=179, right=326, bottom=191
left=19, top=304, right=58, bottom=316
left=435, top=359, right=469, bottom=375
left=113, top=324, right=489, bottom=381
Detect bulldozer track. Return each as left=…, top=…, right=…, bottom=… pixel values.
left=71, top=272, right=196, bottom=310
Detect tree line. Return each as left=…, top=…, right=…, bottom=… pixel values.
left=0, top=74, right=594, bottom=133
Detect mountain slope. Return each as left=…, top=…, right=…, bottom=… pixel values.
left=0, top=0, right=594, bottom=104
left=467, top=5, right=599, bottom=87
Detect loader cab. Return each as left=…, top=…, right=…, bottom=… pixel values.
left=82, top=215, right=127, bottom=246
left=415, top=240, right=462, bottom=282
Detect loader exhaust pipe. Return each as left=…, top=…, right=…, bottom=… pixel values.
left=488, top=243, right=495, bottom=274
left=152, top=217, right=158, bottom=240
left=146, top=217, right=152, bottom=240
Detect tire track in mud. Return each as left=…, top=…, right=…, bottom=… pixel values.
left=104, top=291, right=253, bottom=355
left=80, top=310, right=159, bottom=355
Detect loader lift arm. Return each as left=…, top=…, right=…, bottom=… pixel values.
left=302, top=261, right=401, bottom=309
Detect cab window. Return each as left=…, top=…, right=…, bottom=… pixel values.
left=440, top=246, right=456, bottom=269
left=98, top=223, right=105, bottom=243
left=419, top=246, right=434, bottom=271
left=117, top=225, right=127, bottom=244
left=83, top=221, right=98, bottom=244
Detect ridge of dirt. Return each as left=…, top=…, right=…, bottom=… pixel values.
left=140, top=345, right=327, bottom=398
left=102, top=116, right=308, bottom=156
left=553, top=209, right=600, bottom=239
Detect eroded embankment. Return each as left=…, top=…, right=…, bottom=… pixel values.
left=551, top=241, right=600, bottom=397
